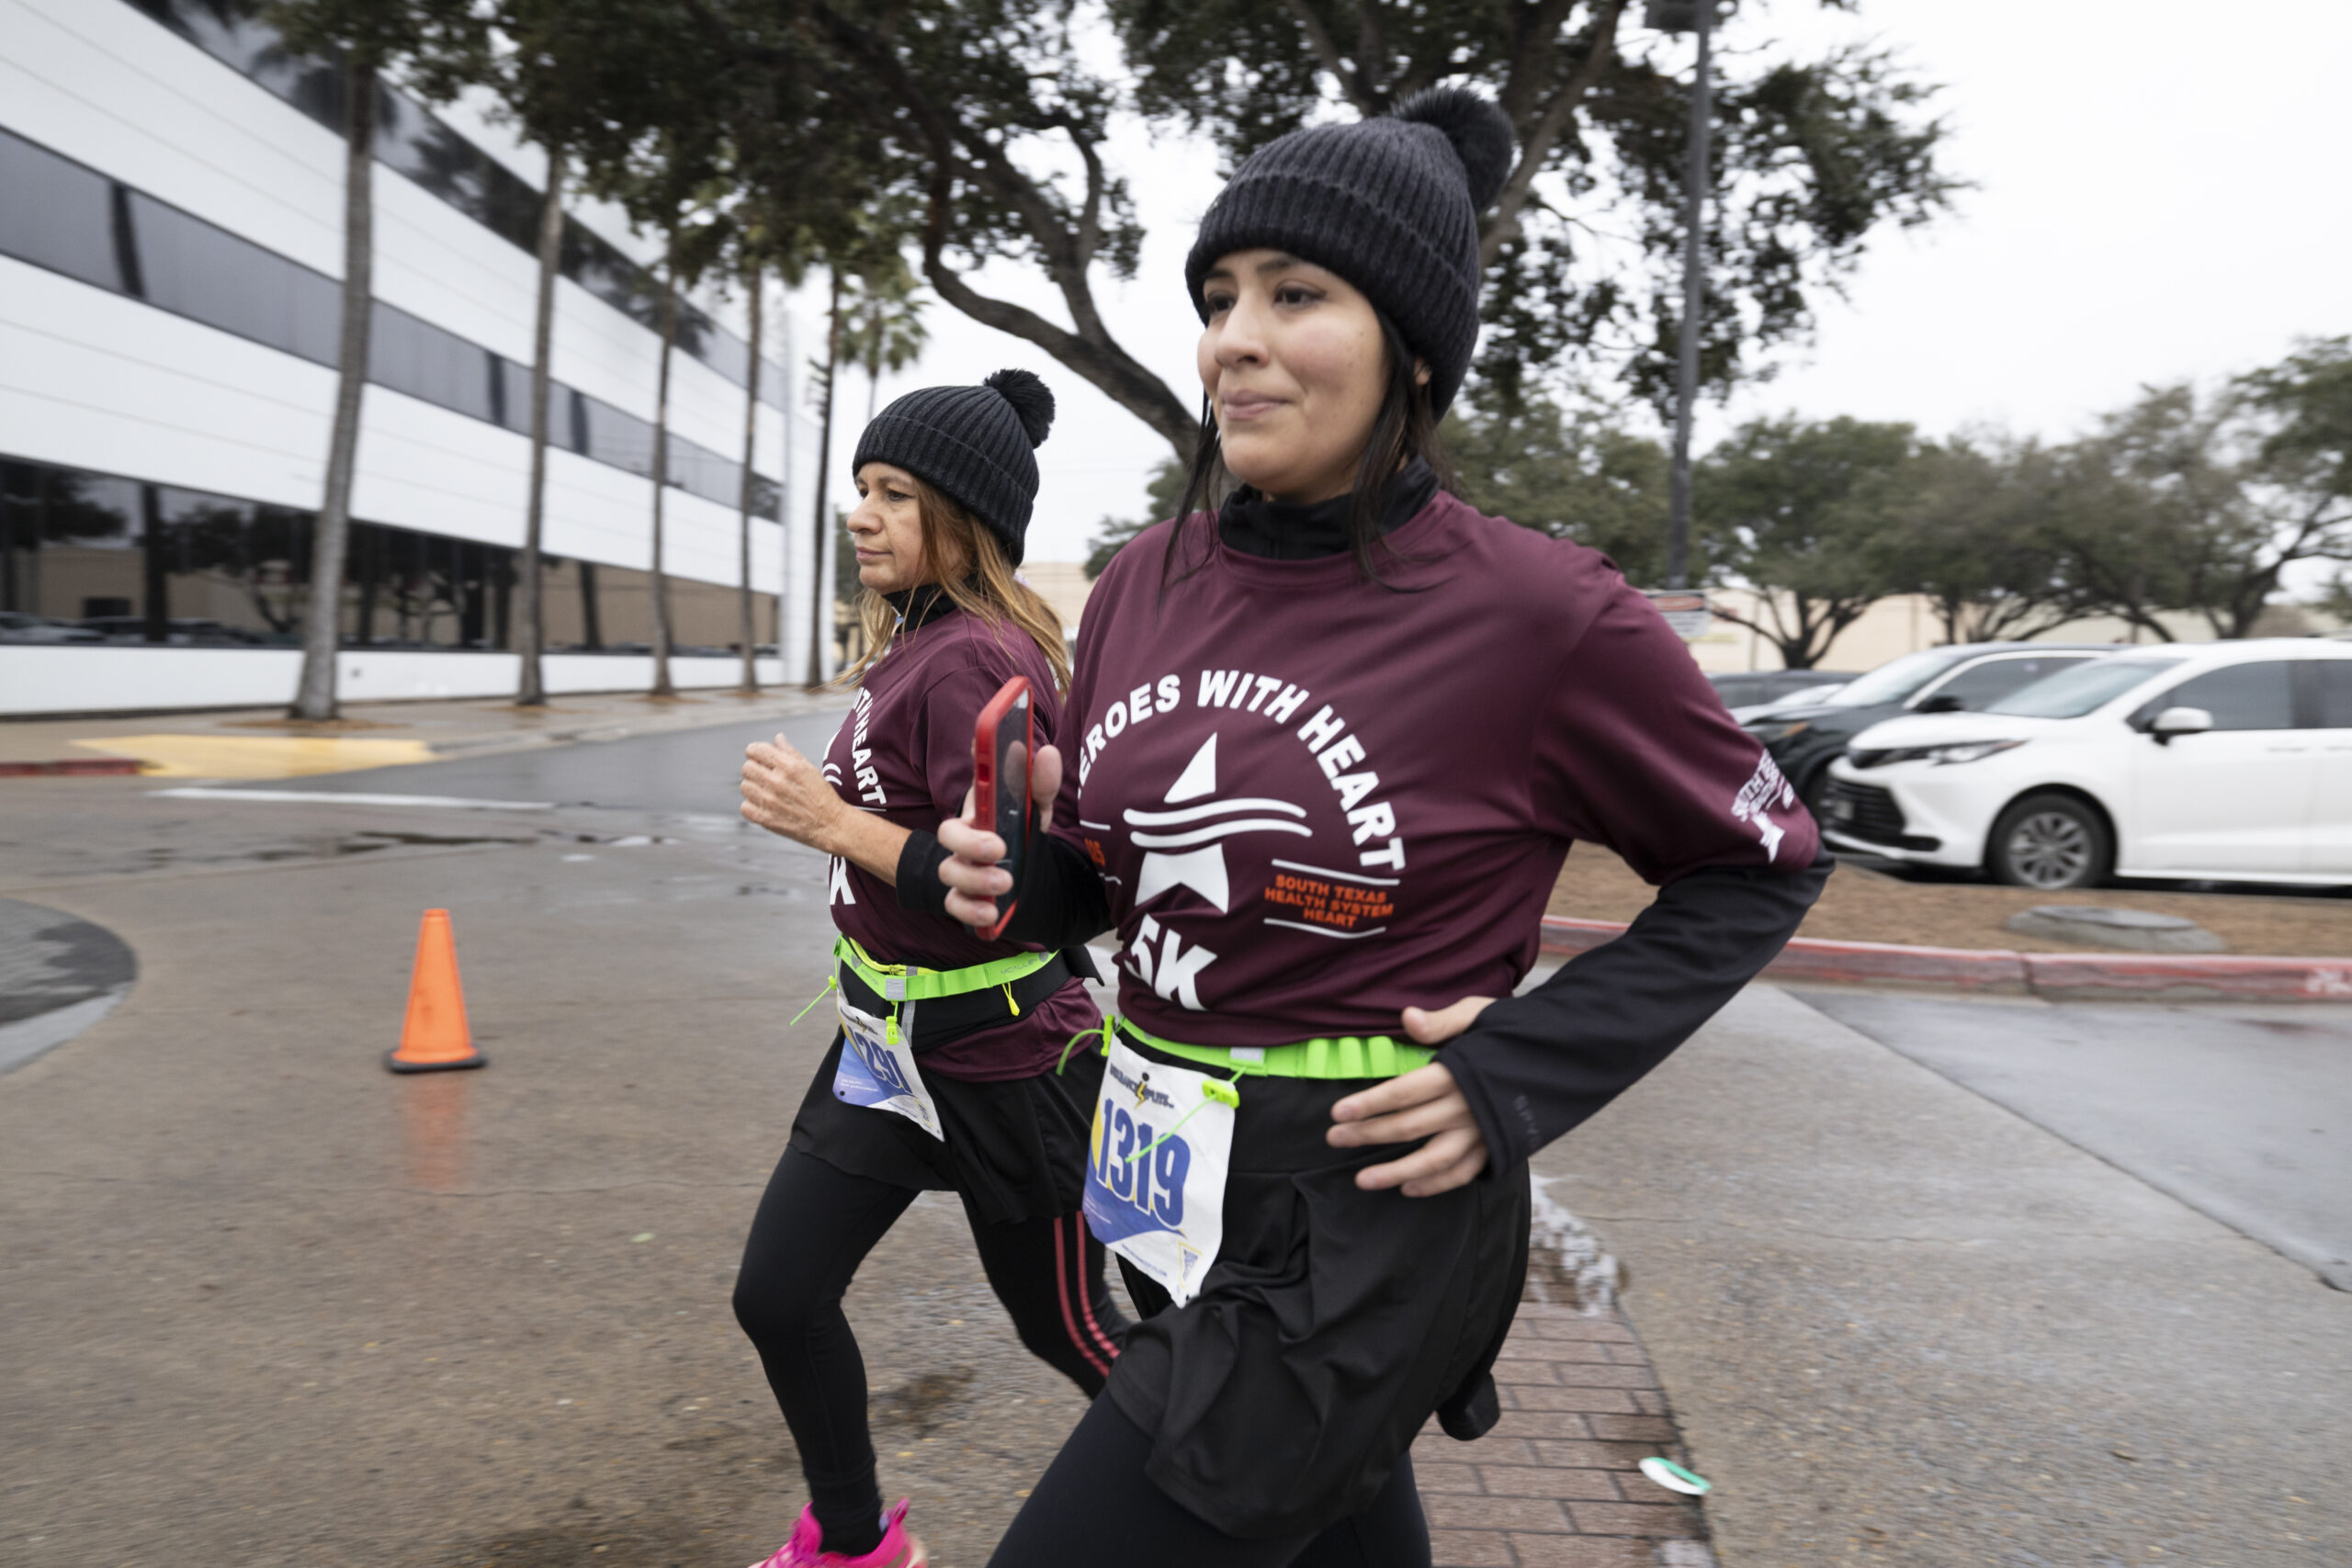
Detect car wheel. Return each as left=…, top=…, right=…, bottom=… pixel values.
left=1986, top=793, right=2112, bottom=890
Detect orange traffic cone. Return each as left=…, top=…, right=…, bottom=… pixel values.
left=386, top=908, right=485, bottom=1073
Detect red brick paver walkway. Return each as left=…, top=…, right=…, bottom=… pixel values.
left=1416, top=1300, right=1713, bottom=1568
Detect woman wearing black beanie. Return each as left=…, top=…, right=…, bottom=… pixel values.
left=732, top=369, right=1127, bottom=1568
left=928, top=90, right=1831, bottom=1566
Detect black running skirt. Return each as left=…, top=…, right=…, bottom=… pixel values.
left=1102, top=1033, right=1532, bottom=1540
left=788, top=1030, right=1108, bottom=1226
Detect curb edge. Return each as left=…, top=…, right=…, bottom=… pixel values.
left=1537, top=917, right=2352, bottom=1001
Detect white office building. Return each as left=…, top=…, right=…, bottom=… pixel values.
left=1, top=0, right=830, bottom=716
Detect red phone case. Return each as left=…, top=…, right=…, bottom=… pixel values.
left=969, top=676, right=1034, bottom=942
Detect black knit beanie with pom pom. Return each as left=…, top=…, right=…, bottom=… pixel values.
left=1183, top=86, right=1515, bottom=414
left=851, top=368, right=1056, bottom=565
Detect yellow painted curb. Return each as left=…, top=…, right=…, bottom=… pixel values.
left=73, top=734, right=439, bottom=779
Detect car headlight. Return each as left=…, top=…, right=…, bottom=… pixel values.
left=1858, top=739, right=2027, bottom=767
left=1928, top=739, right=2026, bottom=764
left=1749, top=720, right=1811, bottom=744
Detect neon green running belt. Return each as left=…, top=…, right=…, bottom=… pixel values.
left=831, top=934, right=1054, bottom=1002
left=1096, top=1015, right=1435, bottom=1080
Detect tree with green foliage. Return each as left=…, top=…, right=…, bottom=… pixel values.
left=732, top=255, right=778, bottom=693
left=1086, top=394, right=1675, bottom=581
left=844, top=252, right=931, bottom=426
left=1084, top=459, right=1190, bottom=580
left=526, top=6, right=899, bottom=687
left=678, top=0, right=1955, bottom=457
left=527, top=1, right=815, bottom=695
left=1888, top=434, right=2091, bottom=643
left=790, top=213, right=927, bottom=683
left=2040, top=371, right=2352, bottom=643
left=1444, top=394, right=1676, bottom=580
left=1116, top=0, right=1959, bottom=419
left=1696, top=414, right=1917, bottom=668
left=267, top=0, right=481, bottom=720
left=452, top=0, right=639, bottom=705
left=2237, top=335, right=2352, bottom=631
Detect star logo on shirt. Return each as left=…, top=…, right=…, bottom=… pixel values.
left=1123, top=734, right=1309, bottom=912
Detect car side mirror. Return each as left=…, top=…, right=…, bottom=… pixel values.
left=1914, top=694, right=1964, bottom=714
left=2149, top=705, right=2212, bottom=745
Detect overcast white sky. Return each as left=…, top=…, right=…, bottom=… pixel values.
left=792, top=0, right=2352, bottom=576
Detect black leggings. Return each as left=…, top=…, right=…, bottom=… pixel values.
left=733, top=1145, right=1125, bottom=1551
left=989, top=1394, right=1431, bottom=1568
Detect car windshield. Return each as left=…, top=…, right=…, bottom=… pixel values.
left=1825, top=649, right=1970, bottom=707
left=1984, top=657, right=2184, bottom=718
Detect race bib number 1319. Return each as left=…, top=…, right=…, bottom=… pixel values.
left=1082, top=1040, right=1235, bottom=1307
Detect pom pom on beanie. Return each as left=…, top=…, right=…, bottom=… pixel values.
left=1396, top=85, right=1514, bottom=210
left=983, top=367, right=1056, bottom=448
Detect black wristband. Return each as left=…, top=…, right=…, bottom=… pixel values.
left=893, top=830, right=956, bottom=918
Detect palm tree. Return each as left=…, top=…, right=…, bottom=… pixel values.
left=288, top=51, right=376, bottom=721
left=735, top=262, right=768, bottom=694
left=269, top=0, right=479, bottom=720
left=514, top=141, right=564, bottom=705
left=803, top=266, right=845, bottom=691
left=844, top=255, right=929, bottom=424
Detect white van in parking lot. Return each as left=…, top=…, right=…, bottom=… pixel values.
left=1818, top=639, right=2352, bottom=889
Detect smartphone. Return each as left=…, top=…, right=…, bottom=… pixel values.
left=969, top=676, right=1034, bottom=942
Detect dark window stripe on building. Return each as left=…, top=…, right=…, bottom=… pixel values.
left=118, top=0, right=787, bottom=407
left=0, top=129, right=780, bottom=521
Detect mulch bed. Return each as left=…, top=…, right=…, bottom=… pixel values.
left=1549, top=847, right=2352, bottom=959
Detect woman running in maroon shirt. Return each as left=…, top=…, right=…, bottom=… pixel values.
left=732, top=370, right=1126, bottom=1568
left=922, top=93, right=1830, bottom=1566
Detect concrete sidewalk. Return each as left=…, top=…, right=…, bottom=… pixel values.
left=0, top=685, right=842, bottom=776
left=1542, top=985, right=2350, bottom=1566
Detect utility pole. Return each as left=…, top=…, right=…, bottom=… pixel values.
left=1653, top=0, right=1717, bottom=592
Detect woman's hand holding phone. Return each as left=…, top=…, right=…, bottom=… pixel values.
left=940, top=741, right=1061, bottom=930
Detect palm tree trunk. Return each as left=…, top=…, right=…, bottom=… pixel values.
left=291, top=58, right=377, bottom=721
left=516, top=141, right=564, bottom=707
left=649, top=265, right=679, bottom=697
left=803, top=270, right=843, bottom=690
left=737, top=265, right=763, bottom=694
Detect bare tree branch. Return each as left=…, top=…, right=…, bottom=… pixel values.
left=1283, top=0, right=1375, bottom=112
left=1484, top=0, right=1627, bottom=265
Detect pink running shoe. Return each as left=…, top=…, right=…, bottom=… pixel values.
left=747, top=1500, right=927, bottom=1568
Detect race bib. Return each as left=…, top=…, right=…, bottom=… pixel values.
left=1082, top=1040, right=1236, bottom=1307
left=832, top=998, right=944, bottom=1141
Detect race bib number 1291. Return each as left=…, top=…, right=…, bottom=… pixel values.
left=832, top=998, right=943, bottom=1141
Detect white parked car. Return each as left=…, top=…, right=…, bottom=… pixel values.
left=1818, top=639, right=2352, bottom=889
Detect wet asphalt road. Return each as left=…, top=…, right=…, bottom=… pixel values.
left=252, top=709, right=853, bottom=818
left=7, top=711, right=2351, bottom=1565
left=3, top=702, right=1153, bottom=1568
left=1794, top=987, right=2352, bottom=1292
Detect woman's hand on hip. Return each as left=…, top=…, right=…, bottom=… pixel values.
left=741, top=734, right=849, bottom=853
left=1327, top=996, right=1496, bottom=1197
left=939, top=741, right=1061, bottom=929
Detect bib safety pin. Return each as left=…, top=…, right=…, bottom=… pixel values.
left=788, top=974, right=840, bottom=1027
left=1057, top=1017, right=1114, bottom=1076
left=1122, top=1074, right=1242, bottom=1165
